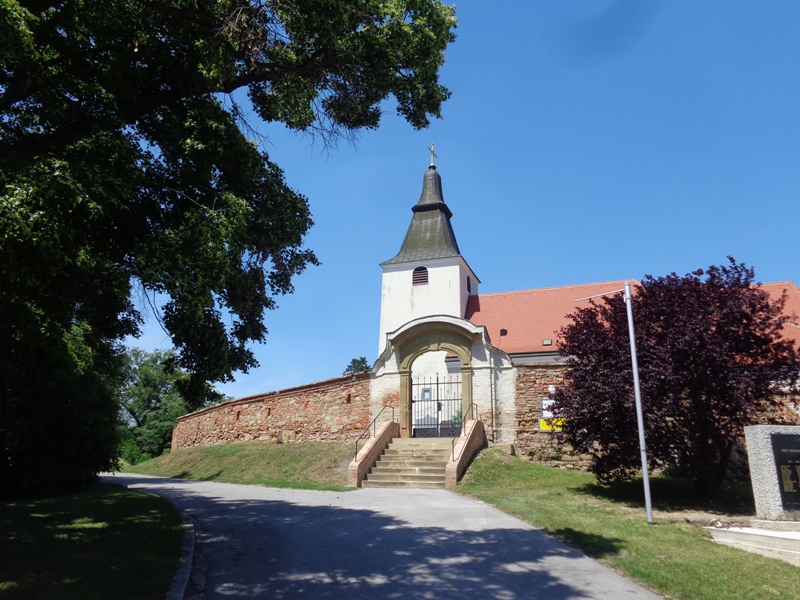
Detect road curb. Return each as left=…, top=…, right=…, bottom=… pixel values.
left=165, top=497, right=196, bottom=600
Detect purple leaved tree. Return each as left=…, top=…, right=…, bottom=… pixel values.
left=553, top=258, right=800, bottom=495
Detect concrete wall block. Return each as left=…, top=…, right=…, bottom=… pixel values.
left=745, top=425, right=800, bottom=521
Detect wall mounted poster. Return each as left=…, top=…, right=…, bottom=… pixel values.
left=771, top=433, right=800, bottom=512
left=539, top=398, right=564, bottom=432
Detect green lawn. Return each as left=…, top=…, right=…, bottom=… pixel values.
left=0, top=484, right=183, bottom=600
left=458, top=449, right=800, bottom=600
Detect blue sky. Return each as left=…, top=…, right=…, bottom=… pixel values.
left=134, top=0, right=800, bottom=398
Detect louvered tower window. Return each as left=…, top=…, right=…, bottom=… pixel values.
left=467, top=276, right=472, bottom=294
left=412, top=266, right=429, bottom=286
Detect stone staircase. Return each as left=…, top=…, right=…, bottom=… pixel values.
left=361, top=437, right=451, bottom=489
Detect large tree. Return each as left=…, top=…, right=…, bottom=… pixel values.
left=0, top=0, right=456, bottom=494
left=117, top=348, right=192, bottom=464
left=553, top=259, right=800, bottom=494
left=343, top=356, right=370, bottom=375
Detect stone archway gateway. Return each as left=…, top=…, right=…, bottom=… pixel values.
left=388, top=319, right=482, bottom=438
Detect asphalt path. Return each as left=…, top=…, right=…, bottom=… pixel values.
left=102, top=473, right=659, bottom=599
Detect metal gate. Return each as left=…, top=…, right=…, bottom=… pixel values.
left=412, top=374, right=462, bottom=438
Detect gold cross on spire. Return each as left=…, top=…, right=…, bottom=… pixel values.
left=428, top=143, right=437, bottom=167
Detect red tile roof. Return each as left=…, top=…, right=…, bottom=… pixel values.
left=466, top=280, right=800, bottom=355
left=465, top=281, right=634, bottom=354
left=762, top=282, right=800, bottom=348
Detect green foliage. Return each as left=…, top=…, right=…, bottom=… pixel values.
left=0, top=484, right=183, bottom=599
left=553, top=259, right=800, bottom=494
left=117, top=348, right=190, bottom=464
left=0, top=0, right=456, bottom=494
left=451, top=406, right=463, bottom=429
left=0, top=318, right=123, bottom=499
left=342, top=356, right=370, bottom=375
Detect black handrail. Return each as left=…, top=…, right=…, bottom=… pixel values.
left=451, top=402, right=479, bottom=462
left=354, top=405, right=396, bottom=462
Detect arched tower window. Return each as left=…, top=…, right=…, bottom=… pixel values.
left=412, top=266, right=429, bottom=286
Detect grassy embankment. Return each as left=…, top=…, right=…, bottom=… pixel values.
left=0, top=484, right=183, bottom=600
left=124, top=440, right=357, bottom=491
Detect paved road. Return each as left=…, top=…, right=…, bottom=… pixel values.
left=102, top=473, right=659, bottom=599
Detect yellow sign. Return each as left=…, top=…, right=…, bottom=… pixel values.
left=539, top=398, right=565, bottom=432
left=539, top=417, right=565, bottom=432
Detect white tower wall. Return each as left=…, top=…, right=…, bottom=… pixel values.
left=377, top=257, right=478, bottom=355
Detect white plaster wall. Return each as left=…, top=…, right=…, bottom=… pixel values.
left=371, top=315, right=514, bottom=442
left=471, top=342, right=516, bottom=443
left=369, top=358, right=400, bottom=427
left=410, top=351, right=449, bottom=380
left=493, top=360, right=518, bottom=443
left=459, top=263, right=479, bottom=314
left=378, top=257, right=479, bottom=355
left=472, top=362, right=492, bottom=419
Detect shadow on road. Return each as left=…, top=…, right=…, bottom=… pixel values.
left=106, top=474, right=649, bottom=600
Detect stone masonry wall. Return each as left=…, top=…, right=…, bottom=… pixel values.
left=513, top=363, right=591, bottom=471
left=171, top=372, right=371, bottom=450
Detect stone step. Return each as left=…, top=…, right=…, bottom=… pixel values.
left=389, top=440, right=454, bottom=449
left=375, top=460, right=448, bottom=470
left=369, top=466, right=447, bottom=475
left=366, top=473, right=445, bottom=485
left=383, top=448, right=451, bottom=455
left=386, top=438, right=453, bottom=444
left=361, top=479, right=446, bottom=489
left=360, top=436, right=453, bottom=490
left=367, top=469, right=445, bottom=481
left=383, top=448, right=452, bottom=455
left=706, top=527, right=800, bottom=561
left=382, top=449, right=451, bottom=458
left=384, top=442, right=452, bottom=449
left=391, top=437, right=453, bottom=441
left=391, top=436, right=453, bottom=441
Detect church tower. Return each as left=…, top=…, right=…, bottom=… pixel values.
left=377, top=160, right=480, bottom=357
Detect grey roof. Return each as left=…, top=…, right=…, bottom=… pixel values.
left=381, top=166, right=462, bottom=265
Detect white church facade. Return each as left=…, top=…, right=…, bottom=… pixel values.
left=370, top=161, right=633, bottom=445
left=372, top=162, right=513, bottom=441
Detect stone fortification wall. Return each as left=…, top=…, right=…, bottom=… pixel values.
left=513, top=363, right=591, bottom=470
left=171, top=372, right=371, bottom=450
